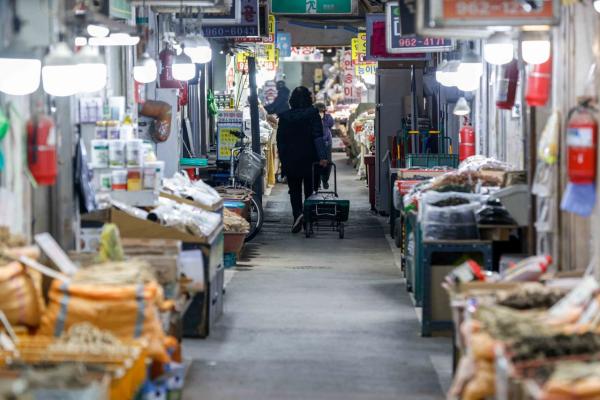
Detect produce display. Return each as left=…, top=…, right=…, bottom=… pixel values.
left=48, top=322, right=133, bottom=357
left=224, top=208, right=250, bottom=233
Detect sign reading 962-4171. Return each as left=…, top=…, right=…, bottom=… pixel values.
left=386, top=2, right=454, bottom=54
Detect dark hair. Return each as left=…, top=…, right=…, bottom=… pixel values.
left=315, top=102, right=326, bottom=112
left=289, top=86, right=313, bottom=109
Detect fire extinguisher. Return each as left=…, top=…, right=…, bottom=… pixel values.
left=496, top=59, right=519, bottom=110
left=459, top=117, right=476, bottom=162
left=27, top=114, right=57, bottom=186
left=525, top=57, right=552, bottom=107
left=567, top=100, right=597, bottom=185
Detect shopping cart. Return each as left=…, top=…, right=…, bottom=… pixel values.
left=303, top=162, right=350, bottom=239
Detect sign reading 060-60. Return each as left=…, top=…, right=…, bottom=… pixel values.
left=271, top=0, right=357, bottom=15
left=386, top=1, right=454, bottom=54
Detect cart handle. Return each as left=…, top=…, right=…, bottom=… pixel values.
left=312, top=161, right=338, bottom=197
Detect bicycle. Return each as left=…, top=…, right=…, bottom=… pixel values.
left=217, top=130, right=265, bottom=242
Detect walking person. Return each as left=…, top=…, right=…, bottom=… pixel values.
left=315, top=102, right=334, bottom=189
left=277, top=87, right=328, bottom=233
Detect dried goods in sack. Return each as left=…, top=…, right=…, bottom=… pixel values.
left=223, top=208, right=250, bottom=233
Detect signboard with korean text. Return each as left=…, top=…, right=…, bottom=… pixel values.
left=355, top=62, right=377, bottom=77
left=217, top=111, right=244, bottom=161
left=277, top=32, right=292, bottom=57
left=203, top=0, right=242, bottom=25
left=366, top=14, right=430, bottom=62
left=234, top=12, right=275, bottom=43
left=203, top=0, right=260, bottom=38
left=428, top=0, right=560, bottom=28
left=282, top=47, right=324, bottom=62
left=386, top=2, right=454, bottom=54
left=342, top=50, right=362, bottom=104
left=351, top=33, right=366, bottom=61
left=271, top=0, right=357, bottom=15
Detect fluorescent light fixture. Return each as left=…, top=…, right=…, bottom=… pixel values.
left=453, top=97, right=471, bottom=116
left=75, top=46, right=107, bottom=93
left=172, top=51, right=196, bottom=81
left=133, top=52, right=158, bottom=83
left=521, top=31, right=551, bottom=64
left=89, top=33, right=140, bottom=47
left=0, top=43, right=41, bottom=95
left=484, top=32, right=514, bottom=65
left=42, top=42, right=79, bottom=96
left=87, top=24, right=110, bottom=38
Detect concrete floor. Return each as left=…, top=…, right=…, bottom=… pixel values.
left=183, top=154, right=451, bottom=400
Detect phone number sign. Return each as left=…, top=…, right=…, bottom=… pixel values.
left=435, top=0, right=560, bottom=26
left=386, top=2, right=453, bottom=54
left=203, top=0, right=259, bottom=38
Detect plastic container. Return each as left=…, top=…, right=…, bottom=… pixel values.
left=127, top=169, right=142, bottom=191
left=107, top=121, right=121, bottom=140
left=95, top=121, right=108, bottom=139
left=111, top=169, right=127, bottom=191
left=108, top=140, right=126, bottom=167
left=90, top=139, right=109, bottom=168
left=126, top=139, right=144, bottom=167
left=144, top=161, right=164, bottom=190
left=99, top=173, right=112, bottom=191
left=502, top=255, right=552, bottom=282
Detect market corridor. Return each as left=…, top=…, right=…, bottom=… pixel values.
left=184, top=155, right=452, bottom=400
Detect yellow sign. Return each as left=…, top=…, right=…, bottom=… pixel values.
left=260, top=44, right=276, bottom=62
left=218, top=125, right=242, bottom=160
left=235, top=51, right=251, bottom=65
left=269, top=14, right=276, bottom=36
left=352, top=32, right=367, bottom=61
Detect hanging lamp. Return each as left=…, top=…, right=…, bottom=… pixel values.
left=484, top=32, right=514, bottom=66
left=42, top=42, right=79, bottom=97
left=75, top=46, right=107, bottom=93
left=453, top=97, right=471, bottom=116
left=0, top=41, right=41, bottom=96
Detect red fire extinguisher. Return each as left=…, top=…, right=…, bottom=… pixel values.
left=27, top=114, right=57, bottom=186
left=567, top=101, right=597, bottom=184
left=459, top=117, right=476, bottom=162
left=496, top=59, right=519, bottom=110
left=525, top=57, right=552, bottom=107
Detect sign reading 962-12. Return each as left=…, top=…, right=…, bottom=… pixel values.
left=386, top=2, right=454, bottom=54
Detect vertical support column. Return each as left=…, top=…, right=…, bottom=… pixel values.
left=248, top=57, right=263, bottom=205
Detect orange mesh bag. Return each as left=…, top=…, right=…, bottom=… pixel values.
left=40, top=279, right=169, bottom=362
left=0, top=261, right=44, bottom=328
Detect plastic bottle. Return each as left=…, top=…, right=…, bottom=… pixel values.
left=501, top=255, right=552, bottom=282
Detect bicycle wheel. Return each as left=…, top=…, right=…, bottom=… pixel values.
left=245, top=196, right=264, bottom=242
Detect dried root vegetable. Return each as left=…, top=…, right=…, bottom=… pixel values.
left=48, top=322, right=132, bottom=357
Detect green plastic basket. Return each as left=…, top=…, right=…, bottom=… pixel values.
left=406, top=154, right=458, bottom=169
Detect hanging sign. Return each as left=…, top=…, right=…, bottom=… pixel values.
left=351, top=33, right=366, bottom=61
left=282, top=47, right=324, bottom=62
left=276, top=32, right=292, bottom=58
left=429, top=0, right=560, bottom=27
left=355, top=62, right=377, bottom=77
left=271, top=0, right=357, bottom=15
left=203, top=0, right=242, bottom=25
left=203, top=0, right=260, bottom=38
left=342, top=50, right=361, bottom=104
left=386, top=2, right=453, bottom=54
left=366, top=14, right=430, bottom=61
left=217, top=110, right=244, bottom=161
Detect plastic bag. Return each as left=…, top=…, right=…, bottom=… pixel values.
left=537, top=111, right=560, bottom=165
left=420, top=192, right=482, bottom=240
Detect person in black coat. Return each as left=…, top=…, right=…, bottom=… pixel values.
left=264, top=81, right=291, bottom=116
left=277, top=86, right=328, bottom=233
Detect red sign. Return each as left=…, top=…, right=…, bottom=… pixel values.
left=442, top=0, right=554, bottom=19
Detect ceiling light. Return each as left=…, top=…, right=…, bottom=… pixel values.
left=75, top=37, right=88, bottom=47
left=183, top=34, right=212, bottom=64
left=133, top=52, right=158, bottom=83
left=436, top=60, right=448, bottom=85
left=75, top=46, right=107, bottom=93
left=441, top=60, right=460, bottom=87
left=172, top=51, right=196, bottom=81
left=87, top=24, right=109, bottom=38
left=595, top=0, right=600, bottom=13
left=456, top=46, right=483, bottom=92
left=521, top=31, right=551, bottom=64
left=0, top=43, right=41, bottom=96
left=89, top=33, right=140, bottom=47
left=484, top=32, right=514, bottom=65
left=42, top=42, right=79, bottom=97
left=453, top=97, right=471, bottom=116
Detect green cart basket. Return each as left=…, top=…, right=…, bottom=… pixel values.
left=303, top=162, right=350, bottom=239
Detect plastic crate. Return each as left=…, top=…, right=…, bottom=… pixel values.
left=224, top=252, right=237, bottom=268
left=180, top=157, right=208, bottom=167
left=406, top=154, right=459, bottom=168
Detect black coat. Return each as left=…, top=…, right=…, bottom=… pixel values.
left=277, top=107, right=327, bottom=178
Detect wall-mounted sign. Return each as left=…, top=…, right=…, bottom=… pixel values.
left=351, top=33, right=366, bottom=61
left=355, top=62, right=377, bottom=77
left=203, top=0, right=259, bottom=38
left=277, top=32, right=292, bottom=57
left=366, top=14, right=430, bottom=62
left=203, top=0, right=242, bottom=25
left=386, top=2, right=453, bottom=54
left=282, top=47, right=324, bottom=62
left=217, top=110, right=244, bottom=161
left=428, top=0, right=560, bottom=28
left=342, top=50, right=361, bottom=104
left=271, top=0, right=357, bottom=15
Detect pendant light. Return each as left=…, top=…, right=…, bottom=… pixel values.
left=453, top=97, right=471, bottom=116
left=436, top=60, right=448, bottom=85
left=75, top=46, right=107, bottom=93
left=183, top=34, right=212, bottom=64
left=484, top=32, right=514, bottom=66
left=595, top=0, right=600, bottom=12
left=42, top=42, right=79, bottom=97
left=521, top=31, right=551, bottom=65
left=0, top=42, right=41, bottom=96
left=133, top=52, right=158, bottom=83
left=172, top=48, right=196, bottom=81
left=441, top=60, right=460, bottom=87
left=456, top=45, right=483, bottom=92
left=87, top=24, right=110, bottom=38
left=89, top=33, right=140, bottom=47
